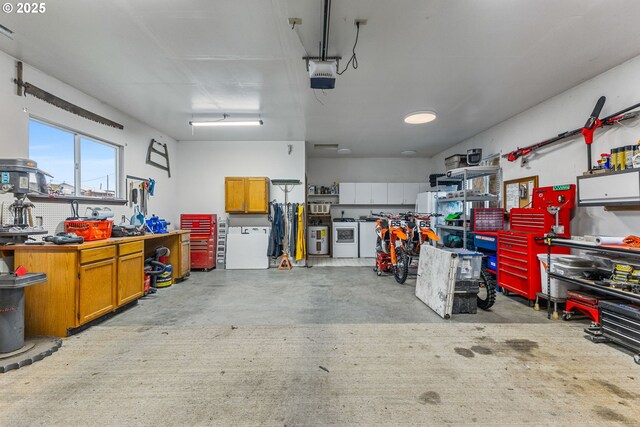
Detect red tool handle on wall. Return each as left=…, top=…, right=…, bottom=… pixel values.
left=580, top=96, right=606, bottom=170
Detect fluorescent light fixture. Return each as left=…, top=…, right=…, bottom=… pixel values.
left=0, top=24, right=14, bottom=40
left=404, top=111, right=436, bottom=124
left=189, top=119, right=263, bottom=127
left=337, top=148, right=352, bottom=154
left=401, top=150, right=416, bottom=156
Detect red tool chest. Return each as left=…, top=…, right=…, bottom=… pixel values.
left=497, top=231, right=569, bottom=302
left=497, top=185, right=575, bottom=303
left=180, top=214, right=217, bottom=270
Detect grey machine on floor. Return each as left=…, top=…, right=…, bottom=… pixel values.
left=0, top=159, right=61, bottom=373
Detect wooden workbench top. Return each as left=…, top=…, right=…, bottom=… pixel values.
left=7, top=229, right=190, bottom=251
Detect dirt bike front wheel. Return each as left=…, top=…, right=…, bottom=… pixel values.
left=393, top=247, right=409, bottom=284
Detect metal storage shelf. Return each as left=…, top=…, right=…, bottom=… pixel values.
left=546, top=238, right=640, bottom=305
left=438, top=195, right=499, bottom=203
left=437, top=225, right=468, bottom=231
left=441, top=166, right=501, bottom=181
left=435, top=166, right=500, bottom=248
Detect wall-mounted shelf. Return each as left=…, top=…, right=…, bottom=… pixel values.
left=308, top=193, right=339, bottom=197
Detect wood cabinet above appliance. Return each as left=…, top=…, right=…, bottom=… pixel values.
left=225, top=177, right=269, bottom=213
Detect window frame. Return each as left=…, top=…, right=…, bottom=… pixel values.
left=28, top=117, right=126, bottom=203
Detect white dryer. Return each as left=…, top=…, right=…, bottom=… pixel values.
left=332, top=219, right=359, bottom=258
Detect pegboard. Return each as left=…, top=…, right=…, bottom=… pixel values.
left=0, top=194, right=135, bottom=237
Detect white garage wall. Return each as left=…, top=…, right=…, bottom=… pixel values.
left=175, top=140, right=306, bottom=220
left=0, top=51, right=180, bottom=228
left=307, top=157, right=435, bottom=186
left=431, top=54, right=640, bottom=237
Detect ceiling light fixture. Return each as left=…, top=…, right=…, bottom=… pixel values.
left=0, top=24, right=14, bottom=40
left=404, top=111, right=437, bottom=124
left=189, top=114, right=263, bottom=127
left=337, top=148, right=352, bottom=154
left=401, top=150, right=416, bottom=156
left=189, top=120, right=263, bottom=127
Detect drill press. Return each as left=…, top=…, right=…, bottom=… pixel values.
left=0, top=159, right=60, bottom=372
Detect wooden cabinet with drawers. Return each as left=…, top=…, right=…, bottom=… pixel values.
left=116, top=241, right=145, bottom=306
left=16, top=230, right=190, bottom=337
left=78, top=246, right=117, bottom=324
left=225, top=176, right=269, bottom=213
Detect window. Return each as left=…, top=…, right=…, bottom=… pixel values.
left=28, top=119, right=123, bottom=199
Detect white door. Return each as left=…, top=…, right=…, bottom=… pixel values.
left=339, top=183, right=356, bottom=204
left=355, top=183, right=372, bottom=204
left=371, top=183, right=388, bottom=204
left=387, top=183, right=404, bottom=204
left=403, top=183, right=420, bottom=205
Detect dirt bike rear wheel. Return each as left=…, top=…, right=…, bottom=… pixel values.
left=393, top=247, right=409, bottom=284
left=477, top=268, right=497, bottom=310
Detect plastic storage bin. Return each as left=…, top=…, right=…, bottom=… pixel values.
left=445, top=154, right=469, bottom=171
left=451, top=249, right=483, bottom=280
left=538, top=254, right=581, bottom=299
left=64, top=220, right=113, bottom=241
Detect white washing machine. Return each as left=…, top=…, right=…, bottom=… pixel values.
left=308, top=226, right=329, bottom=255
left=358, top=220, right=378, bottom=258
left=332, top=219, right=359, bottom=258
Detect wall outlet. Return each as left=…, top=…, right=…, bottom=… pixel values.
left=354, top=19, right=368, bottom=26
left=288, top=18, right=302, bottom=26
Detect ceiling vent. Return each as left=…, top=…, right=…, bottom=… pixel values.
left=314, top=144, right=339, bottom=150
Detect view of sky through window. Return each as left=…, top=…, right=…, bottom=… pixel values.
left=29, top=120, right=118, bottom=198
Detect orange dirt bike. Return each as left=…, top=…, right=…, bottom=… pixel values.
left=374, top=212, right=440, bottom=284
left=392, top=212, right=441, bottom=284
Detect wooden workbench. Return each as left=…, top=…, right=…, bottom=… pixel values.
left=8, top=230, right=190, bottom=337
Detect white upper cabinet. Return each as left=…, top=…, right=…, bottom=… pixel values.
left=355, top=183, right=373, bottom=204
left=339, top=182, right=356, bottom=204
left=371, top=183, right=388, bottom=204
left=387, top=183, right=404, bottom=204
left=403, top=183, right=420, bottom=205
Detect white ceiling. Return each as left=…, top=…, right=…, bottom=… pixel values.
left=2, top=0, right=640, bottom=157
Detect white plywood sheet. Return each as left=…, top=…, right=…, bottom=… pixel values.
left=415, top=245, right=457, bottom=319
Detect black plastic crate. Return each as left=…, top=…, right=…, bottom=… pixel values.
left=452, top=293, right=478, bottom=314
left=455, top=280, right=480, bottom=293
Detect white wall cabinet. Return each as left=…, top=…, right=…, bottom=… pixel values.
left=577, top=169, right=640, bottom=206
left=403, top=183, right=420, bottom=205
left=339, top=183, right=356, bottom=204
left=340, top=182, right=422, bottom=205
left=387, top=183, right=404, bottom=204
left=355, top=183, right=373, bottom=204
left=371, top=183, right=388, bottom=204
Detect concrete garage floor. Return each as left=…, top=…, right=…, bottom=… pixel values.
left=1, top=267, right=639, bottom=426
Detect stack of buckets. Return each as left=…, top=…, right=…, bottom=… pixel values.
left=155, top=254, right=173, bottom=288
